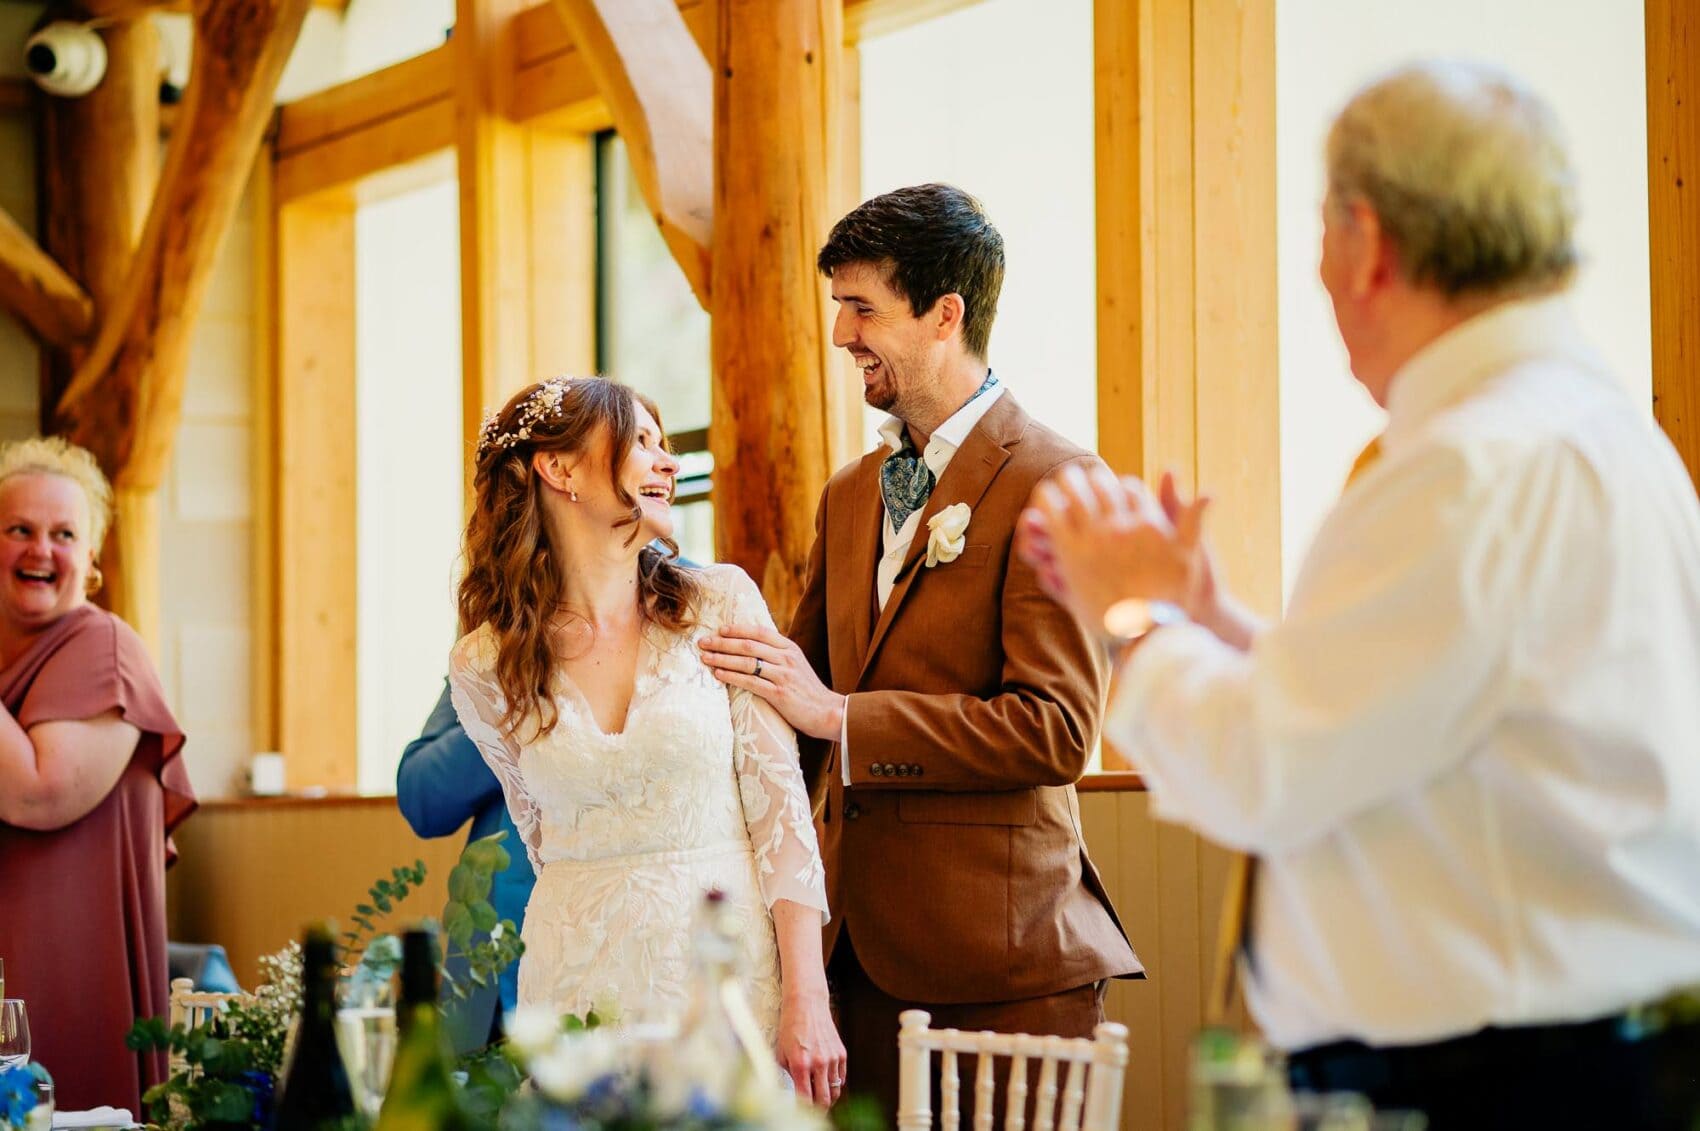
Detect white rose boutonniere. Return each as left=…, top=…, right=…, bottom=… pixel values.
left=926, top=502, right=972, bottom=567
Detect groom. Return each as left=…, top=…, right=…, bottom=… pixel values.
left=701, top=183, right=1141, bottom=1115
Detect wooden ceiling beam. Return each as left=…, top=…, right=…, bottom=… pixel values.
left=275, top=0, right=984, bottom=156
left=549, top=0, right=711, bottom=306
left=0, top=206, right=94, bottom=349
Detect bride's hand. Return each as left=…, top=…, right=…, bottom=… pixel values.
left=776, top=990, right=847, bottom=1107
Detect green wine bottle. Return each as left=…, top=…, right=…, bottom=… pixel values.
left=272, top=925, right=356, bottom=1131
left=374, top=930, right=466, bottom=1131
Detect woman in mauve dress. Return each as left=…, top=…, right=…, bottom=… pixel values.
left=0, top=437, right=194, bottom=1113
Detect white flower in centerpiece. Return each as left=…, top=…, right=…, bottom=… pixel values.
left=505, top=1005, right=560, bottom=1060
left=926, top=503, right=972, bottom=567
left=530, top=1029, right=619, bottom=1103
left=591, top=987, right=622, bottom=1025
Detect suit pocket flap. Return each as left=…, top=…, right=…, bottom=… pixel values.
left=898, top=790, right=1037, bottom=826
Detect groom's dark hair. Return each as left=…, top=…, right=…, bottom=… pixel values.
left=817, top=183, right=1005, bottom=361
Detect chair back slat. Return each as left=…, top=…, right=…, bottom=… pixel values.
left=1002, top=1054, right=1029, bottom=1131
left=1056, top=1059, right=1087, bottom=1131
left=167, top=978, right=243, bottom=1076
left=971, top=1039, right=996, bottom=1131
left=1031, top=1054, right=1060, bottom=1131
left=895, top=1011, right=1129, bottom=1131
left=941, top=1049, right=961, bottom=1131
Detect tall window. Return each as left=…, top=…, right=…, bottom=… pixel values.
left=355, top=177, right=463, bottom=793
left=858, top=0, right=1096, bottom=451
left=595, top=132, right=715, bottom=564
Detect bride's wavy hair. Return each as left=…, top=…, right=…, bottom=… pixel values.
left=458, top=376, right=701, bottom=738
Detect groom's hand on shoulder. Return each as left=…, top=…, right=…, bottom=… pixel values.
left=698, top=625, right=847, bottom=741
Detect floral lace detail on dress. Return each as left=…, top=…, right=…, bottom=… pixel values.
left=447, top=564, right=826, bottom=1040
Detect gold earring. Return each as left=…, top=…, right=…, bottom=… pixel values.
left=86, top=565, right=104, bottom=596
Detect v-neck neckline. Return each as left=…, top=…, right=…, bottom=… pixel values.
left=553, top=622, right=656, bottom=739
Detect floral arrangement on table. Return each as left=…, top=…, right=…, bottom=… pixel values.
left=125, top=833, right=523, bottom=1131
left=0, top=1063, right=50, bottom=1131
left=488, top=1007, right=881, bottom=1131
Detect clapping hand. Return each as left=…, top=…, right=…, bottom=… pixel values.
left=1017, top=464, right=1214, bottom=636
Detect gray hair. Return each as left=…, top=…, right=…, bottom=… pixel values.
left=1326, top=60, right=1578, bottom=298
left=0, top=436, right=113, bottom=549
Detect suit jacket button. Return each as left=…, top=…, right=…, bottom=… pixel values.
left=896, top=765, right=910, bottom=777
left=882, top=763, right=897, bottom=777
left=844, top=803, right=862, bottom=820
left=914, top=765, right=924, bottom=777
left=870, top=763, right=883, bottom=777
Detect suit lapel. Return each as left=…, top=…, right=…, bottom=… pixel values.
left=842, top=451, right=886, bottom=677
left=857, top=394, right=1024, bottom=686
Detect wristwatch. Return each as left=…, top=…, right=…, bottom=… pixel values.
left=1101, top=597, right=1185, bottom=648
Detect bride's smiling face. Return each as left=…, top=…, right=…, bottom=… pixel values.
left=553, top=399, right=678, bottom=544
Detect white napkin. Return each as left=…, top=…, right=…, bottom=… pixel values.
left=52, top=1108, right=135, bottom=1129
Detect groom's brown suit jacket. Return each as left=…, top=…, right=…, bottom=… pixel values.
left=789, top=392, right=1143, bottom=1004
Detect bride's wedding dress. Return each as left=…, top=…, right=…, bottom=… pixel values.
left=449, top=564, right=828, bottom=1039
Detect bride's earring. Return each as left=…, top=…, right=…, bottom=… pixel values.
left=569, top=487, right=579, bottom=502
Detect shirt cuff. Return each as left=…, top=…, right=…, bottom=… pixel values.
left=840, top=696, right=851, bottom=786
left=1106, top=622, right=1234, bottom=818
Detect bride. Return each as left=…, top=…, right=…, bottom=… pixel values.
left=448, top=375, right=846, bottom=1104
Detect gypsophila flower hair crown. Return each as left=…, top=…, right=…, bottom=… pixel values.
left=478, top=376, right=577, bottom=456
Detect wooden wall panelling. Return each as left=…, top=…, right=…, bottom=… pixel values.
left=1647, top=0, right=1699, bottom=487
left=525, top=128, right=599, bottom=378
left=252, top=141, right=279, bottom=753
left=276, top=198, right=358, bottom=790
left=456, top=0, right=537, bottom=502
left=1091, top=0, right=1277, bottom=1125
left=167, top=798, right=465, bottom=988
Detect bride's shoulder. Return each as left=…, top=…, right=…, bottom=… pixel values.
left=685, top=563, right=774, bottom=629
left=450, top=622, right=499, bottom=674
left=688, top=561, right=755, bottom=600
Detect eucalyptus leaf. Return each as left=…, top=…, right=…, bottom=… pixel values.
left=443, top=900, right=475, bottom=947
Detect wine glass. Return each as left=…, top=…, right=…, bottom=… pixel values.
left=0, top=1000, right=30, bottom=1068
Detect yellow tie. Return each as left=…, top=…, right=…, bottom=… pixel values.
left=1205, top=432, right=1386, bottom=1025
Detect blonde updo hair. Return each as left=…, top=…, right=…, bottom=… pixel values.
left=1326, top=60, right=1578, bottom=299
left=0, top=436, right=113, bottom=548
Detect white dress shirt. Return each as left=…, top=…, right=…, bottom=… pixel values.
left=840, top=375, right=1006, bottom=779
left=1108, top=295, right=1700, bottom=1050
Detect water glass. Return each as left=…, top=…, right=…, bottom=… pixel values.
left=0, top=1000, right=29, bottom=1068
left=26, top=1078, right=53, bottom=1131
left=336, top=979, right=397, bottom=1119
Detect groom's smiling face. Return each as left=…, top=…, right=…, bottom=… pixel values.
left=828, top=260, right=938, bottom=419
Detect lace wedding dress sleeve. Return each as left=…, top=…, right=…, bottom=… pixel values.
left=449, top=625, right=546, bottom=872
left=706, top=565, right=830, bottom=923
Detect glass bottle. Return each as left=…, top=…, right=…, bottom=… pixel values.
left=272, top=925, right=356, bottom=1131
left=373, top=930, right=466, bottom=1131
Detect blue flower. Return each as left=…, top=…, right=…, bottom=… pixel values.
left=0, top=1065, right=37, bottom=1128
left=684, top=1086, right=721, bottom=1121
left=238, top=1069, right=275, bottom=1124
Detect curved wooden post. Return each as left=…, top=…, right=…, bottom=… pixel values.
left=53, top=0, right=310, bottom=641
left=710, top=0, right=841, bottom=622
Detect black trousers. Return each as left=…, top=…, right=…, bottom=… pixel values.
left=1287, top=1016, right=1700, bottom=1130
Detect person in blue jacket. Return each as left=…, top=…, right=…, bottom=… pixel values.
left=396, top=679, right=537, bottom=1052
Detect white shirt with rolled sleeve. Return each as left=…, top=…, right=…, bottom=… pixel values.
left=838, top=377, right=1007, bottom=781
left=1108, top=294, right=1700, bottom=1051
